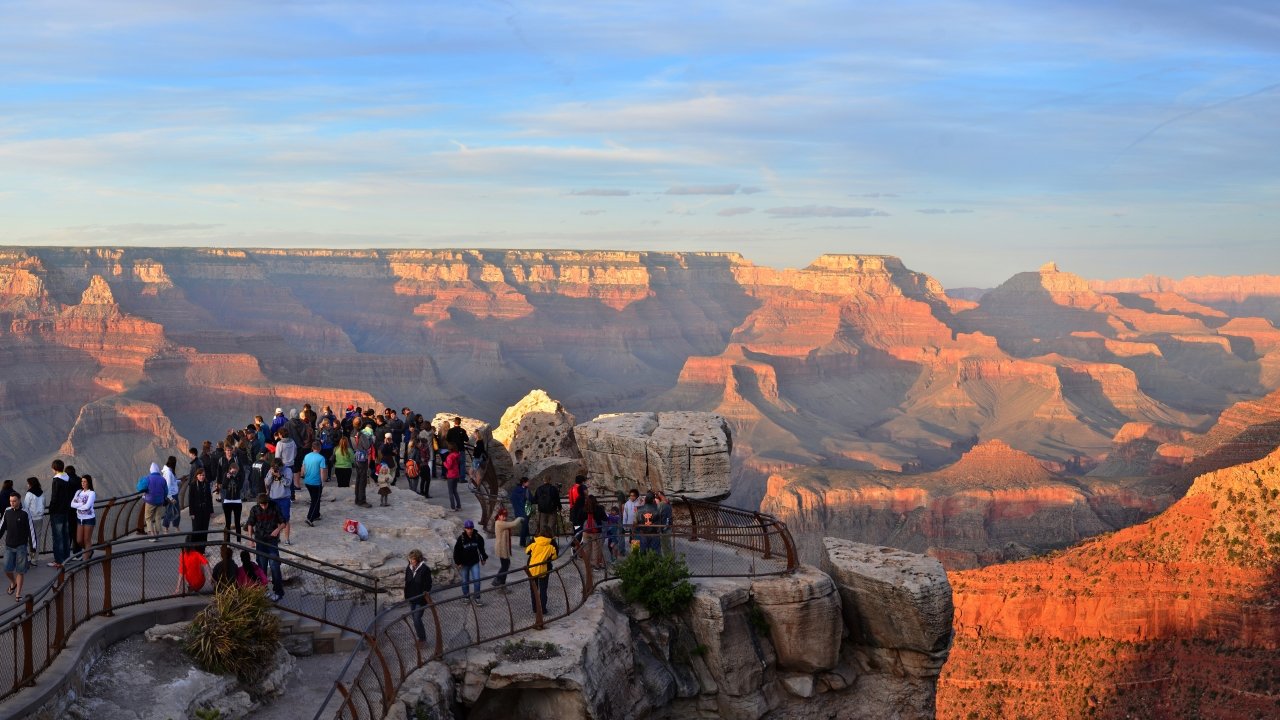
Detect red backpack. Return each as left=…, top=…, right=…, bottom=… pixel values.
left=404, top=458, right=420, bottom=478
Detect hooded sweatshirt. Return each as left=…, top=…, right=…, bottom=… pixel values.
left=525, top=536, right=558, bottom=578
left=144, top=463, right=167, bottom=506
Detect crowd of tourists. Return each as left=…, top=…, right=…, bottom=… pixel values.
left=9, top=401, right=680, bottom=632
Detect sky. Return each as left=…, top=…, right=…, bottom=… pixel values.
left=0, top=1, right=1277, bottom=287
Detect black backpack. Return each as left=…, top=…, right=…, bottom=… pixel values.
left=535, top=483, right=560, bottom=514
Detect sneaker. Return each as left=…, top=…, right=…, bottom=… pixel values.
left=47, top=562, right=59, bottom=568
left=304, top=519, right=314, bottom=527
left=473, top=598, right=484, bottom=607
left=462, top=596, right=471, bottom=605
left=149, top=538, right=158, bottom=543
left=266, top=592, right=279, bottom=601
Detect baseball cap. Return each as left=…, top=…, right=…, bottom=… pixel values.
left=275, top=408, right=284, bottom=414
left=463, top=520, right=475, bottom=529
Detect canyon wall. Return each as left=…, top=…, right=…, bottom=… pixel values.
left=937, top=447, right=1280, bottom=719
left=4, top=247, right=1280, bottom=512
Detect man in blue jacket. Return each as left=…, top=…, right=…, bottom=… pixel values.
left=509, top=476, right=531, bottom=548
left=143, top=462, right=168, bottom=542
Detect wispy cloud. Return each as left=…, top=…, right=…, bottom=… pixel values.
left=665, top=184, right=742, bottom=195
left=765, top=205, right=889, bottom=218
left=717, top=206, right=755, bottom=216
left=570, top=188, right=631, bottom=196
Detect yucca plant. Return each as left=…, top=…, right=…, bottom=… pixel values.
left=184, top=583, right=281, bottom=680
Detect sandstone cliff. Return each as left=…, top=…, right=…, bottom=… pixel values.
left=762, top=441, right=1181, bottom=570
left=938, top=447, right=1280, bottom=719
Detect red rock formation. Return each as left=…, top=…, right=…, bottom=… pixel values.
left=938, top=447, right=1280, bottom=719
left=762, top=441, right=1178, bottom=570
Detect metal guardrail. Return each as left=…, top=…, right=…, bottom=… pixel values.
left=314, top=498, right=797, bottom=720
left=0, top=532, right=383, bottom=701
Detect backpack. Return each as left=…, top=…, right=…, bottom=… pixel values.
left=536, top=484, right=559, bottom=514
left=404, top=458, right=420, bottom=478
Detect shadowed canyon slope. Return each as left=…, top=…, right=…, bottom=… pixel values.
left=3, top=248, right=1280, bottom=514
left=938, top=445, right=1280, bottom=719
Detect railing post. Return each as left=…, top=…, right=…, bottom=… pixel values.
left=758, top=514, right=773, bottom=560
left=426, top=594, right=444, bottom=661
left=368, top=639, right=396, bottom=714
left=688, top=505, right=700, bottom=542
left=20, top=596, right=34, bottom=686
left=583, top=556, right=594, bottom=599
left=336, top=681, right=358, bottom=718
left=96, top=497, right=115, bottom=545
left=53, top=572, right=66, bottom=651
left=102, top=544, right=114, bottom=616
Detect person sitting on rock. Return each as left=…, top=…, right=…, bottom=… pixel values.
left=236, top=549, right=268, bottom=589
left=175, top=536, right=212, bottom=594
left=210, top=544, right=238, bottom=590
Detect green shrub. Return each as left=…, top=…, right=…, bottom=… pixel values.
left=614, top=551, right=696, bottom=617
left=184, top=583, right=280, bottom=680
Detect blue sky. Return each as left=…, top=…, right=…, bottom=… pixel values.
left=1, top=1, right=1277, bottom=286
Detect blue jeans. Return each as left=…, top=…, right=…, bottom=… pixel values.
left=409, top=599, right=427, bottom=641
left=460, top=563, right=481, bottom=599
left=530, top=575, right=549, bottom=614
left=516, top=516, right=529, bottom=547
left=447, top=480, right=461, bottom=510
left=256, top=540, right=284, bottom=596
left=50, top=514, right=71, bottom=565
left=639, top=534, right=661, bottom=554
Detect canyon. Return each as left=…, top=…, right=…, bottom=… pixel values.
left=5, top=248, right=1280, bottom=558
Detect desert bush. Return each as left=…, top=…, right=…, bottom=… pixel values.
left=614, top=551, right=695, bottom=617
left=184, top=583, right=280, bottom=680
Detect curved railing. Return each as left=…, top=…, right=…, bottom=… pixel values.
left=0, top=532, right=383, bottom=701
left=314, top=498, right=797, bottom=720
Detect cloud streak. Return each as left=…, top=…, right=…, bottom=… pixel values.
left=765, top=205, right=889, bottom=218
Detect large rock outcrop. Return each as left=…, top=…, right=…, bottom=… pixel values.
left=490, top=389, right=583, bottom=485
left=574, top=412, right=732, bottom=499
left=392, top=539, right=952, bottom=720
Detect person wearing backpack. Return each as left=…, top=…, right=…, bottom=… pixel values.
left=353, top=424, right=375, bottom=509
left=403, top=444, right=422, bottom=496
left=525, top=531, right=557, bottom=615
left=532, top=477, right=561, bottom=537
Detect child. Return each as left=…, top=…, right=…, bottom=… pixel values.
left=376, top=460, right=394, bottom=506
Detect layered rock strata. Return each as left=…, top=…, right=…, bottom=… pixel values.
left=574, top=412, right=732, bottom=499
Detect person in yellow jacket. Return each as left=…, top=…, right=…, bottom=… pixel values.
left=525, top=532, right=558, bottom=614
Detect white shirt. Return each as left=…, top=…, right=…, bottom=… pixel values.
left=22, top=491, right=44, bottom=520
left=623, top=498, right=639, bottom=527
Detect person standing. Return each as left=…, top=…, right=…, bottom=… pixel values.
left=444, top=442, right=463, bottom=511
left=22, top=478, right=44, bottom=557
left=143, top=462, right=168, bottom=541
left=510, top=477, right=531, bottom=548
left=188, top=467, right=215, bottom=549
left=1, top=493, right=36, bottom=601
left=446, top=418, right=469, bottom=481
left=70, top=475, right=97, bottom=562
left=621, top=489, right=640, bottom=557
left=491, top=507, right=523, bottom=587
left=525, top=532, right=557, bottom=616
left=162, top=456, right=182, bottom=535
left=452, top=520, right=488, bottom=606
left=47, top=460, right=73, bottom=569
left=353, top=424, right=375, bottom=509
left=265, top=459, right=293, bottom=546
left=246, top=491, right=287, bottom=601
left=301, top=441, right=328, bottom=527
left=656, top=492, right=674, bottom=555
left=217, top=460, right=246, bottom=537
left=404, top=549, right=432, bottom=644
left=636, top=492, right=661, bottom=554
left=532, top=476, right=561, bottom=537
left=333, top=436, right=354, bottom=489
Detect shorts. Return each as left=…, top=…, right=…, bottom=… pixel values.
left=4, top=545, right=29, bottom=574
left=274, top=498, right=291, bottom=522
left=78, top=517, right=97, bottom=526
